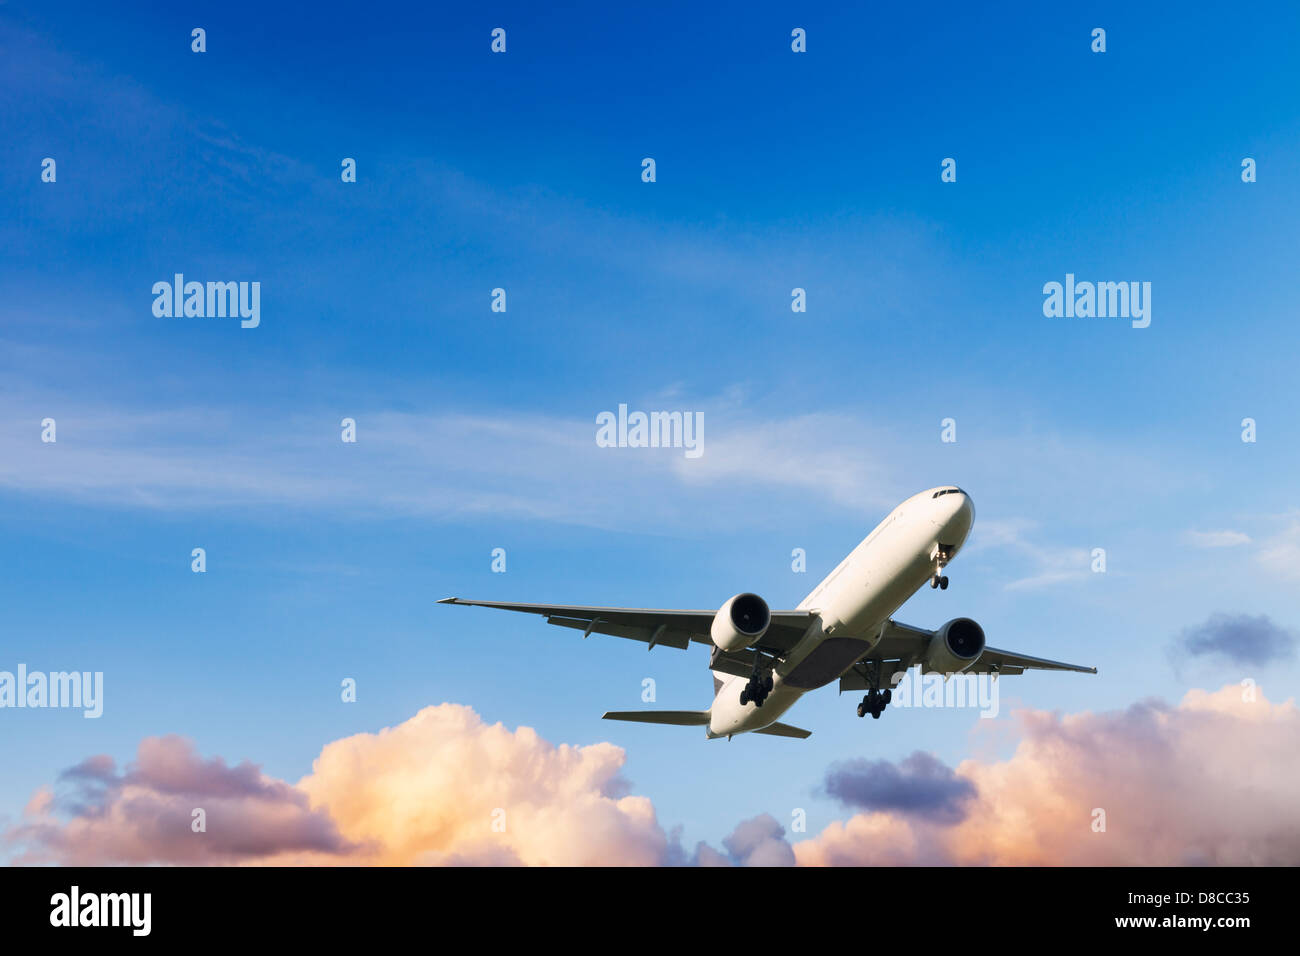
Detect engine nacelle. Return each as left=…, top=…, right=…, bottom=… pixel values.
left=924, top=617, right=986, bottom=674
left=711, top=592, right=770, bottom=652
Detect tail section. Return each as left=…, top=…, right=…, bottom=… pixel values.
left=602, top=710, right=710, bottom=727
left=753, top=722, right=812, bottom=739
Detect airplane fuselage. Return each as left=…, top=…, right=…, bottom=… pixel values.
left=706, top=486, right=975, bottom=738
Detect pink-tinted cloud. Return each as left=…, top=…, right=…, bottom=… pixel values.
left=5, top=705, right=681, bottom=866
left=5, top=734, right=357, bottom=865
left=797, top=683, right=1300, bottom=866
left=8, top=686, right=1298, bottom=866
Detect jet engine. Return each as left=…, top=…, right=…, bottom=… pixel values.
left=923, top=617, right=985, bottom=674
left=710, top=592, right=770, bottom=652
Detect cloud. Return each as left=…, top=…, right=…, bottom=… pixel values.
left=5, top=705, right=679, bottom=867
left=973, top=518, right=1092, bottom=591
left=1183, top=530, right=1251, bottom=548
left=0, top=399, right=909, bottom=533
left=1255, top=516, right=1300, bottom=580
left=10, top=688, right=1300, bottom=866
left=294, top=703, right=672, bottom=866
left=4, top=735, right=357, bottom=865
left=822, top=751, right=977, bottom=824
left=718, top=814, right=797, bottom=867
left=1176, top=613, right=1295, bottom=666
left=671, top=413, right=899, bottom=513
left=796, top=683, right=1300, bottom=866
left=1, top=703, right=790, bottom=868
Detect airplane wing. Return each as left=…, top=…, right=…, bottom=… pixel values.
left=602, top=710, right=710, bottom=726
left=438, top=597, right=816, bottom=656
left=840, top=619, right=1096, bottom=690
left=601, top=712, right=811, bottom=739
left=968, top=646, right=1098, bottom=675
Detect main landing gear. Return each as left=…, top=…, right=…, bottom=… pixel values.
left=930, top=543, right=954, bottom=589
left=739, top=659, right=774, bottom=708
left=855, top=660, right=892, bottom=719
left=856, top=689, right=892, bottom=719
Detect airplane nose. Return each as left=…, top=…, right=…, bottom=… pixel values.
left=934, top=489, right=974, bottom=536
left=950, top=492, right=974, bottom=534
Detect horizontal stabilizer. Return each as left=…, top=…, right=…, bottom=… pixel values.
left=753, top=722, right=812, bottom=739
left=602, top=710, right=710, bottom=727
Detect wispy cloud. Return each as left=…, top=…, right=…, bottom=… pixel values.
left=973, top=518, right=1093, bottom=591
left=3, top=402, right=899, bottom=531
left=1255, top=515, right=1300, bottom=580
left=1183, top=529, right=1251, bottom=548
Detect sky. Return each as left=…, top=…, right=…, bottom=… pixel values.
left=1, top=1, right=1299, bottom=864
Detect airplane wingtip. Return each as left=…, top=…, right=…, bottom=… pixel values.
left=437, top=597, right=459, bottom=604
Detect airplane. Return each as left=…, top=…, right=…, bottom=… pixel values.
left=440, top=486, right=1096, bottom=740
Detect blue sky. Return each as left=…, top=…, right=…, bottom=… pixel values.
left=2, top=1, right=1299, bottom=857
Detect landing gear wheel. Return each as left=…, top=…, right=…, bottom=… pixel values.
left=743, top=660, right=776, bottom=708
left=930, top=575, right=940, bottom=589
left=939, top=575, right=948, bottom=590
left=857, top=683, right=891, bottom=721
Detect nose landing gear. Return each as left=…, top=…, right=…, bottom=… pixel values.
left=930, top=543, right=954, bottom=589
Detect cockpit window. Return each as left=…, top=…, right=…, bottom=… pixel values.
left=932, top=487, right=964, bottom=499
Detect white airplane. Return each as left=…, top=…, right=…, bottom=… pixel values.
left=440, top=486, right=1096, bottom=739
